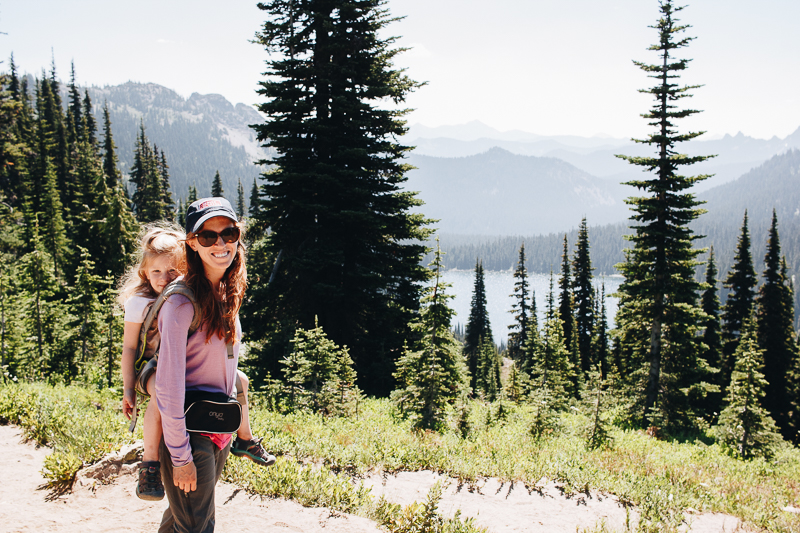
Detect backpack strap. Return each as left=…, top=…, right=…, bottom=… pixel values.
left=133, top=280, right=200, bottom=376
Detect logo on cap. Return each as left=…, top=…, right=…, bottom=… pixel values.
left=198, top=199, right=223, bottom=210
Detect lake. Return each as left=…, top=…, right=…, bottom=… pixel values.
left=441, top=270, right=622, bottom=344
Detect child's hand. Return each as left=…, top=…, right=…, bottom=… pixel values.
left=122, top=388, right=136, bottom=420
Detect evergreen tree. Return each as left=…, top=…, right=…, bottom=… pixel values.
left=464, top=259, right=491, bottom=389
left=62, top=247, right=106, bottom=382
left=17, top=227, right=68, bottom=380
left=187, top=184, right=198, bottom=205
left=507, top=243, right=529, bottom=360
left=720, top=211, right=757, bottom=392
left=613, top=0, right=712, bottom=427
left=392, top=243, right=468, bottom=429
left=211, top=170, right=223, bottom=198
left=250, top=0, right=432, bottom=395
left=558, top=235, right=575, bottom=355
left=572, top=218, right=595, bottom=374
left=236, top=178, right=246, bottom=218
left=28, top=156, right=68, bottom=278
left=281, top=320, right=356, bottom=413
left=100, top=275, right=123, bottom=388
left=583, top=365, right=612, bottom=450
left=99, top=181, right=138, bottom=279
left=100, top=102, right=122, bottom=188
left=249, top=178, right=261, bottom=218
left=475, top=337, right=501, bottom=401
left=533, top=311, right=574, bottom=408
left=591, top=284, right=610, bottom=380
left=157, top=148, right=173, bottom=217
left=67, top=63, right=82, bottom=141
left=521, top=290, right=540, bottom=374
left=754, top=211, right=799, bottom=439
left=699, top=247, right=723, bottom=416
left=701, top=247, right=723, bottom=374
left=715, top=317, right=783, bottom=459
left=82, top=90, right=97, bottom=147
left=129, top=124, right=170, bottom=222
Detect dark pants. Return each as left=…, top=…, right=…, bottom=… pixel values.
left=158, top=434, right=230, bottom=533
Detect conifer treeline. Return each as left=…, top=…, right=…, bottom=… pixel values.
left=0, top=58, right=182, bottom=384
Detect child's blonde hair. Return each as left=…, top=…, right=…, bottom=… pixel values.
left=118, top=223, right=187, bottom=307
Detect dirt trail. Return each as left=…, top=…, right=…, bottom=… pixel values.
left=0, top=425, right=744, bottom=532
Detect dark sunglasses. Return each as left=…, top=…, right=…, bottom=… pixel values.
left=194, top=226, right=241, bottom=247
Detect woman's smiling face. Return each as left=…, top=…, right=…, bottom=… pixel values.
left=188, top=216, right=238, bottom=279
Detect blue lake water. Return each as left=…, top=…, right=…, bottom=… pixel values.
left=441, top=270, right=622, bottom=344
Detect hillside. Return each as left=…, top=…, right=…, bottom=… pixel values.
left=405, top=148, right=629, bottom=235
left=82, top=81, right=271, bottom=205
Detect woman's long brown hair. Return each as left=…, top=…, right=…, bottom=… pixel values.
left=184, top=222, right=247, bottom=344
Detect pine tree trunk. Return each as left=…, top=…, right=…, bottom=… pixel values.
left=645, top=295, right=664, bottom=422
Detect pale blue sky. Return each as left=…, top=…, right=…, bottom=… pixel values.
left=2, top=0, right=798, bottom=139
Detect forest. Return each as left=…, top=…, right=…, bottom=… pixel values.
left=1, top=1, right=799, bottom=530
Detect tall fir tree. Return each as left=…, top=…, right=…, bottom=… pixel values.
left=507, top=243, right=529, bottom=360
left=249, top=0, right=432, bottom=395
left=715, top=317, right=783, bottom=459
left=754, top=210, right=799, bottom=440
left=558, top=235, right=575, bottom=356
left=392, top=242, right=468, bottom=428
left=81, top=90, right=97, bottom=147
left=236, top=178, right=246, bottom=218
left=613, top=0, right=712, bottom=427
left=591, top=284, right=610, bottom=380
left=720, top=211, right=757, bottom=393
left=572, top=218, right=595, bottom=374
left=101, top=102, right=122, bottom=188
left=699, top=246, right=723, bottom=415
left=249, top=178, right=261, bottom=218
left=157, top=148, right=173, bottom=217
left=67, top=63, right=82, bottom=141
left=464, top=259, right=492, bottom=389
left=700, top=247, right=722, bottom=374
left=211, top=170, right=223, bottom=198
left=521, top=289, right=540, bottom=375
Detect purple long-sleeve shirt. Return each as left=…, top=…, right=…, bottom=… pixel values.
left=155, top=293, right=240, bottom=467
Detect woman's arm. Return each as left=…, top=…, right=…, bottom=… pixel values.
left=121, top=321, right=141, bottom=419
left=156, top=294, right=195, bottom=468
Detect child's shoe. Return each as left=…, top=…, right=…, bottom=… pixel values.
left=136, top=461, right=165, bottom=501
left=230, top=436, right=276, bottom=466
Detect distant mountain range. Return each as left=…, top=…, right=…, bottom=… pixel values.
left=407, top=121, right=800, bottom=193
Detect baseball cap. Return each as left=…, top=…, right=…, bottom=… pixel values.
left=185, top=197, right=238, bottom=234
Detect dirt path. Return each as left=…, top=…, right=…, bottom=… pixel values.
left=0, top=424, right=745, bottom=532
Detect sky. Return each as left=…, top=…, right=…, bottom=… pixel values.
left=2, top=0, right=798, bottom=140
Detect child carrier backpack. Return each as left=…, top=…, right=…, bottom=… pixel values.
left=129, top=280, right=200, bottom=432
left=128, top=280, right=239, bottom=434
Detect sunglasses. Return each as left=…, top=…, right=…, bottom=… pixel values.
left=194, top=226, right=241, bottom=248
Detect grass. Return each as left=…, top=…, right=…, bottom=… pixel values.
left=1, top=382, right=799, bottom=532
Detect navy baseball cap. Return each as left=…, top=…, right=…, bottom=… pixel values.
left=185, top=197, right=238, bottom=234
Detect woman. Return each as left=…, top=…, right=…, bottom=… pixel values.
left=155, top=197, right=248, bottom=533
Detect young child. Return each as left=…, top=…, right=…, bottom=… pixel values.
left=119, top=224, right=275, bottom=502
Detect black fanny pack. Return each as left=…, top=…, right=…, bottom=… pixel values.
left=183, top=390, right=242, bottom=434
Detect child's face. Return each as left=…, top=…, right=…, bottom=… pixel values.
left=145, top=255, right=179, bottom=295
